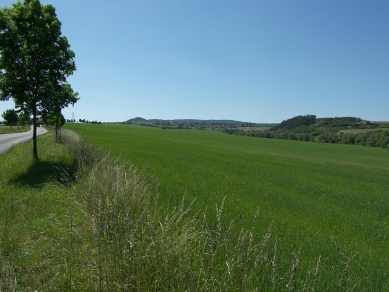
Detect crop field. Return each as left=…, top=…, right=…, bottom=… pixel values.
left=339, top=128, right=385, bottom=134
left=64, top=123, right=389, bottom=289
left=237, top=126, right=272, bottom=131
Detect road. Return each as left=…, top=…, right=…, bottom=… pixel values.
left=0, top=126, right=48, bottom=155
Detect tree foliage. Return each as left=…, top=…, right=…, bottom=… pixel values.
left=18, top=111, right=31, bottom=127
left=0, top=0, right=78, bottom=158
left=271, top=115, right=317, bottom=131
left=2, top=108, right=18, bottom=129
left=222, top=115, right=389, bottom=149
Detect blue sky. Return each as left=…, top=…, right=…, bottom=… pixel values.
left=1, top=0, right=388, bottom=123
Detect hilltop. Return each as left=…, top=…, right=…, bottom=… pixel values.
left=120, top=115, right=389, bottom=149
left=222, top=115, right=389, bottom=149
left=124, top=117, right=277, bottom=129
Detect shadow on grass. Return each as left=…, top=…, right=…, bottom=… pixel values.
left=11, top=158, right=77, bottom=188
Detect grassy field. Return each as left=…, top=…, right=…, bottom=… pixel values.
left=338, top=128, right=385, bottom=134
left=0, top=124, right=30, bottom=134
left=2, top=124, right=389, bottom=290
left=62, top=123, right=389, bottom=290
left=0, top=129, right=338, bottom=290
left=237, top=126, right=272, bottom=131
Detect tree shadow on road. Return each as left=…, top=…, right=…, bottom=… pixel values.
left=10, top=158, right=77, bottom=188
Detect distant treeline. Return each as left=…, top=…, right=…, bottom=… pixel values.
left=174, top=119, right=246, bottom=125
left=222, top=115, right=389, bottom=149
left=125, top=117, right=278, bottom=128
left=223, top=128, right=389, bottom=148
left=77, top=119, right=102, bottom=124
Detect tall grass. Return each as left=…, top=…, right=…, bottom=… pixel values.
left=0, top=129, right=360, bottom=290
left=61, top=130, right=359, bottom=291
left=63, top=124, right=389, bottom=289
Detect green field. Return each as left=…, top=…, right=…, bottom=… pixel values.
left=0, top=124, right=30, bottom=134
left=64, top=123, right=389, bottom=289
left=339, top=128, right=386, bottom=134
left=237, top=126, right=272, bottom=131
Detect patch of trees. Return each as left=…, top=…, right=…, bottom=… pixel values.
left=269, top=115, right=366, bottom=133
left=18, top=112, right=31, bottom=128
left=42, top=112, right=65, bottom=142
left=222, top=128, right=315, bottom=141
left=78, top=119, right=102, bottom=124
left=221, top=115, right=389, bottom=149
left=271, top=115, right=316, bottom=131
left=222, top=127, right=389, bottom=149
left=316, top=130, right=389, bottom=148
left=2, top=109, right=18, bottom=129
left=2, top=109, right=31, bottom=129
left=315, top=117, right=363, bottom=128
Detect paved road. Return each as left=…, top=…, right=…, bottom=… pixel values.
left=0, top=126, right=48, bottom=155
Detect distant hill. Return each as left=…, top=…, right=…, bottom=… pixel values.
left=270, top=116, right=366, bottom=132
left=126, top=117, right=277, bottom=127
left=221, top=114, right=389, bottom=149
left=127, top=117, right=146, bottom=123
left=173, top=119, right=276, bottom=125
left=174, top=119, right=243, bottom=124
left=271, top=115, right=317, bottom=131
left=174, top=119, right=279, bottom=127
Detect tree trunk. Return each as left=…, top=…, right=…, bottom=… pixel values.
left=55, top=124, right=62, bottom=143
left=58, top=125, right=61, bottom=143
left=32, top=102, right=38, bottom=159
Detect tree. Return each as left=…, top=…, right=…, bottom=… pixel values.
left=18, top=111, right=31, bottom=128
left=44, top=111, right=65, bottom=142
left=0, top=0, right=79, bottom=158
left=2, top=109, right=18, bottom=129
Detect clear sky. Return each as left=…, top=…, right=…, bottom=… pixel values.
left=1, top=0, right=388, bottom=123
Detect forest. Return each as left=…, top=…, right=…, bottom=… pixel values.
left=222, top=115, right=389, bottom=149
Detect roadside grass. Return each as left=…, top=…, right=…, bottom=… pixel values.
left=1, top=127, right=363, bottom=290
left=64, top=123, right=389, bottom=290
left=0, top=125, right=30, bottom=135
left=0, top=130, right=95, bottom=290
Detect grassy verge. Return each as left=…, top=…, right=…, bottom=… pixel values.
left=0, top=125, right=30, bottom=134
left=1, top=129, right=361, bottom=290
left=66, top=124, right=389, bottom=289
left=0, top=130, right=89, bottom=290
